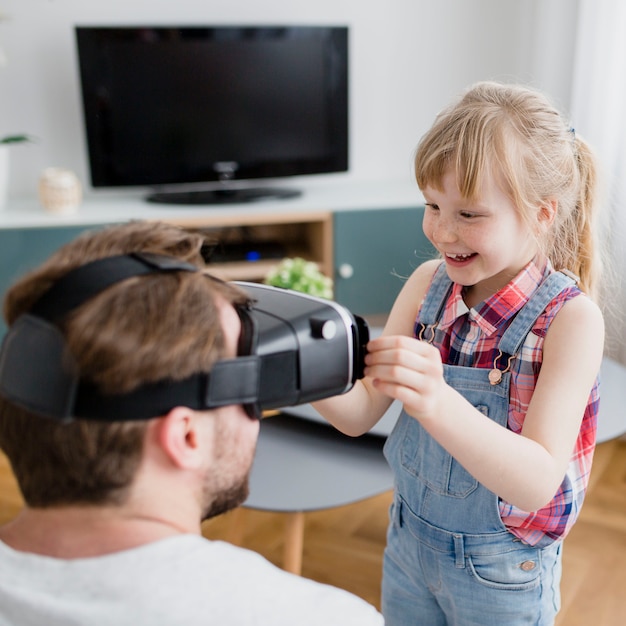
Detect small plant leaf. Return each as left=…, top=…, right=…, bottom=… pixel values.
left=264, top=257, right=333, bottom=299
left=0, top=134, right=31, bottom=144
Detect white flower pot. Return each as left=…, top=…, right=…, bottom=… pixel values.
left=0, top=145, right=8, bottom=211
left=39, top=168, right=82, bottom=215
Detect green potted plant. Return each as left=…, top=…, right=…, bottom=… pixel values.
left=264, top=257, right=333, bottom=299
left=1, top=12, right=33, bottom=207
left=0, top=135, right=32, bottom=210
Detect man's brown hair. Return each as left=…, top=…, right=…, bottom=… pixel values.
left=0, top=221, right=248, bottom=507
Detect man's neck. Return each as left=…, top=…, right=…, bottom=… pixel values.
left=0, top=505, right=200, bottom=558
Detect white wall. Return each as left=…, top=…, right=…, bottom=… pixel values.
left=0, top=0, right=575, bottom=198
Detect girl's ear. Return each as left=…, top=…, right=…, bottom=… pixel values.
left=537, top=198, right=558, bottom=228
left=154, top=407, right=210, bottom=470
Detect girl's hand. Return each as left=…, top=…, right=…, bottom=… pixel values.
left=363, top=335, right=446, bottom=422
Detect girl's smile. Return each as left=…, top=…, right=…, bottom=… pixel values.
left=444, top=252, right=478, bottom=266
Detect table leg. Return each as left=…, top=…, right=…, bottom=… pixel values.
left=283, top=511, right=305, bottom=575
left=226, top=507, right=246, bottom=546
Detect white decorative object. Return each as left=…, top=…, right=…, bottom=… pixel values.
left=38, top=167, right=82, bottom=215
left=0, top=145, right=8, bottom=211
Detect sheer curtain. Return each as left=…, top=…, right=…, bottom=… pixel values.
left=570, top=0, right=626, bottom=364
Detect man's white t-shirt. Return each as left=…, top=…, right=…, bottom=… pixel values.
left=0, top=535, right=383, bottom=625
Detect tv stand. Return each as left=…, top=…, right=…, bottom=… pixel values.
left=0, top=179, right=432, bottom=321
left=146, top=186, right=302, bottom=206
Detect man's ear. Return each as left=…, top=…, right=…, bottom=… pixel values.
left=153, top=407, right=211, bottom=470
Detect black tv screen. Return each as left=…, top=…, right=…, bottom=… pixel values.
left=75, top=26, right=349, bottom=204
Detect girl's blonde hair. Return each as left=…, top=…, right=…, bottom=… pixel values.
left=414, top=81, right=601, bottom=299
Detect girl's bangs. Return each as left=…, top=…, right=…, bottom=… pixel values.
left=415, top=129, right=492, bottom=202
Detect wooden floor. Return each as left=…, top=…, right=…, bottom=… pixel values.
left=1, top=439, right=626, bottom=624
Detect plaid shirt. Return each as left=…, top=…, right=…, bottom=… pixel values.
left=417, top=259, right=599, bottom=546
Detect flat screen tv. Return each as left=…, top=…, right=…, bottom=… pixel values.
left=75, top=26, right=349, bottom=205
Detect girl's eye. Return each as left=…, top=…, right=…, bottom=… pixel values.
left=425, top=203, right=439, bottom=211
left=460, top=211, right=476, bottom=219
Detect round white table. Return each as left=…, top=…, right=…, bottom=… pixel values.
left=243, top=356, right=626, bottom=574
left=244, top=412, right=396, bottom=574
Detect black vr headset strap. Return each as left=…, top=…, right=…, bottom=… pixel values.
left=0, top=314, right=80, bottom=421
left=73, top=357, right=262, bottom=421
left=0, top=252, right=268, bottom=421
left=30, top=252, right=199, bottom=322
left=0, top=313, right=264, bottom=422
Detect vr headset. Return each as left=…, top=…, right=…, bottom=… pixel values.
left=0, top=252, right=369, bottom=421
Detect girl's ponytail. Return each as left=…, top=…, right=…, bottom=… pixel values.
left=554, top=135, right=601, bottom=300
left=574, top=136, right=600, bottom=299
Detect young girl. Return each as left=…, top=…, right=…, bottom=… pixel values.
left=313, top=82, right=604, bottom=625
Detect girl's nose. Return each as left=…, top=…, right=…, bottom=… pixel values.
left=432, top=216, right=457, bottom=244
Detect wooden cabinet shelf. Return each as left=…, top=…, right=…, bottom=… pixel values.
left=0, top=180, right=429, bottom=328
left=173, top=210, right=333, bottom=283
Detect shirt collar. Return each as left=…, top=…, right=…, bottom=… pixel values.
left=439, top=258, right=549, bottom=336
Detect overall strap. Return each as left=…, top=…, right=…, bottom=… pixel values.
left=418, top=262, right=453, bottom=326
left=498, top=271, right=576, bottom=357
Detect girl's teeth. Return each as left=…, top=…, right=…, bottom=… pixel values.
left=447, top=253, right=472, bottom=261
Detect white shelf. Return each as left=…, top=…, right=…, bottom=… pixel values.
left=0, top=179, right=424, bottom=230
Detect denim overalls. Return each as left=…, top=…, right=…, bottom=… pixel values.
left=382, top=264, right=575, bottom=626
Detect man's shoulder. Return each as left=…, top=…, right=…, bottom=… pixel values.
left=0, top=535, right=383, bottom=626
left=186, top=538, right=385, bottom=625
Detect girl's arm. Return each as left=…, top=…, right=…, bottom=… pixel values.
left=365, top=292, right=604, bottom=512
left=312, top=259, right=441, bottom=437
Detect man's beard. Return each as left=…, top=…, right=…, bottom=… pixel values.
left=201, top=411, right=258, bottom=522
left=201, top=474, right=250, bottom=522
